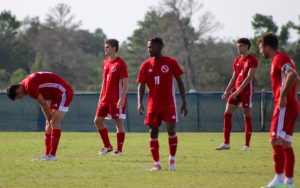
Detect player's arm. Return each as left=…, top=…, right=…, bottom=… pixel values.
left=137, top=83, right=145, bottom=115
left=176, top=76, right=188, bottom=117
left=233, top=68, right=257, bottom=96
left=222, top=72, right=238, bottom=99
left=36, top=94, right=51, bottom=122
left=280, top=65, right=298, bottom=107
left=117, top=78, right=128, bottom=108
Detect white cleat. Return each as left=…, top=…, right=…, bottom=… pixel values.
left=216, top=143, right=230, bottom=150
left=111, top=151, right=122, bottom=156
left=169, top=160, right=176, bottom=171
left=242, top=145, right=250, bottom=151
left=150, top=164, right=162, bottom=172
left=32, top=155, right=48, bottom=162
left=261, top=176, right=285, bottom=188
left=284, top=178, right=295, bottom=188
left=40, top=155, right=58, bottom=161
left=98, top=147, right=113, bottom=155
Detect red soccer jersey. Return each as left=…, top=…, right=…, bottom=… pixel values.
left=233, top=54, right=258, bottom=95
left=100, top=57, right=128, bottom=104
left=21, top=72, right=73, bottom=100
left=137, top=55, right=184, bottom=112
left=271, top=51, right=298, bottom=107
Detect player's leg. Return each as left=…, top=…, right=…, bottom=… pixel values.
left=216, top=95, right=238, bottom=150
left=45, top=109, right=65, bottom=161
left=146, top=112, right=161, bottom=171
left=261, top=108, right=285, bottom=188
left=242, top=107, right=252, bottom=151
left=112, top=118, right=125, bottom=156
left=282, top=107, right=298, bottom=187
left=94, top=104, right=113, bottom=154
left=166, top=122, right=177, bottom=171
left=32, top=120, right=52, bottom=161
left=149, top=125, right=161, bottom=171
left=241, top=93, right=253, bottom=151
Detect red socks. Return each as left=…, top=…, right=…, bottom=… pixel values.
left=273, top=145, right=284, bottom=174
left=49, top=129, right=61, bottom=156
left=44, top=133, right=51, bottom=155
left=150, top=138, right=160, bottom=162
left=117, top=132, right=125, bottom=152
left=244, top=116, right=252, bottom=147
left=98, top=128, right=112, bottom=148
left=169, top=135, right=178, bottom=157
left=224, top=113, right=232, bottom=144
left=284, top=147, right=295, bottom=178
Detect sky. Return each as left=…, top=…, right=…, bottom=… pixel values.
left=1, top=0, right=300, bottom=42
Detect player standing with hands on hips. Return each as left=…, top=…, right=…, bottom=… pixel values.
left=137, top=37, right=188, bottom=171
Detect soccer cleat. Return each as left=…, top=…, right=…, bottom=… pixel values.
left=216, top=143, right=230, bottom=150
left=111, top=151, right=122, bottom=156
left=169, top=160, right=176, bottom=171
left=98, top=147, right=113, bottom=155
left=242, top=145, right=250, bottom=151
left=285, top=184, right=295, bottom=188
left=261, top=177, right=285, bottom=188
left=150, top=164, right=162, bottom=171
left=32, top=155, right=48, bottom=162
left=41, top=155, right=58, bottom=161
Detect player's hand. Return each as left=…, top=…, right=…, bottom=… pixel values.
left=137, top=104, right=144, bottom=116
left=181, top=103, right=188, bottom=117
left=222, top=92, right=228, bottom=100
left=230, top=91, right=239, bottom=100
left=117, top=98, right=124, bottom=108
left=279, top=95, right=287, bottom=108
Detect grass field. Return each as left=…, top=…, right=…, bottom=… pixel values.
left=0, top=132, right=299, bottom=188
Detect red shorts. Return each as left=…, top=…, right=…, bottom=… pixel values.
left=270, top=105, right=298, bottom=142
left=50, top=88, right=74, bottom=112
left=228, top=92, right=252, bottom=108
left=96, top=102, right=126, bottom=120
left=145, top=108, right=177, bottom=127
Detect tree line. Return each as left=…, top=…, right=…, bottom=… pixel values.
left=1, top=0, right=300, bottom=92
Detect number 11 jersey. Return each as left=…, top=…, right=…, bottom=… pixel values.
left=137, top=56, right=184, bottom=113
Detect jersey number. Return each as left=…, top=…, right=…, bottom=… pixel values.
left=154, top=76, right=160, bottom=85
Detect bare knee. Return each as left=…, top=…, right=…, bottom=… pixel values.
left=271, top=138, right=282, bottom=146
left=115, top=119, right=125, bottom=132
left=94, top=117, right=105, bottom=129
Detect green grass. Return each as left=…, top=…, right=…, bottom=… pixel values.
left=0, top=132, right=299, bottom=188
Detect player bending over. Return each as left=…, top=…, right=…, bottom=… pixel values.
left=6, top=72, right=74, bottom=161
left=137, top=37, right=188, bottom=171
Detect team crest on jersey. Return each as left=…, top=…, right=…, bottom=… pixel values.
left=149, top=68, right=153, bottom=72
left=111, top=66, right=117, bottom=72
left=244, top=61, right=248, bottom=68
left=161, top=65, right=169, bottom=73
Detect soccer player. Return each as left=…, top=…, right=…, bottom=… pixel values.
left=137, top=37, right=188, bottom=171
left=6, top=72, right=74, bottom=161
left=258, top=33, right=299, bottom=188
left=216, top=38, right=258, bottom=151
left=94, top=39, right=128, bottom=156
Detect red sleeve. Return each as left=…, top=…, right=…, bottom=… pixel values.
left=102, top=60, right=106, bottom=78
left=249, top=56, right=258, bottom=69
left=233, top=58, right=238, bottom=73
left=120, top=60, right=128, bottom=79
left=137, top=63, right=147, bottom=83
left=277, top=56, right=295, bottom=72
left=172, top=59, right=184, bottom=78
left=25, top=79, right=40, bottom=99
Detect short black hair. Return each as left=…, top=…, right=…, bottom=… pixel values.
left=237, top=38, right=251, bottom=50
left=149, top=37, right=164, bottom=47
left=105, top=39, right=119, bottom=52
left=6, top=84, right=21, bottom=101
left=257, top=32, right=278, bottom=50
